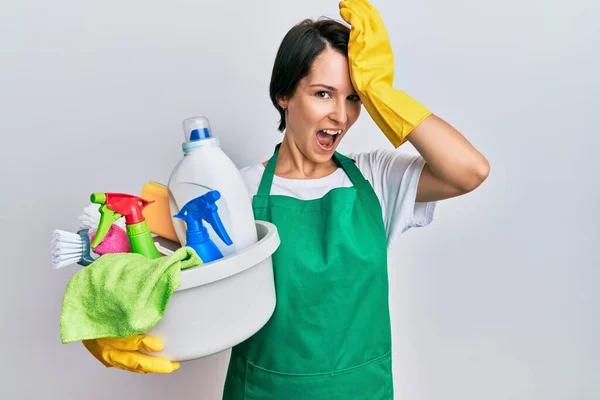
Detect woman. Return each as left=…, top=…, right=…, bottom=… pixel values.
left=82, top=0, right=489, bottom=398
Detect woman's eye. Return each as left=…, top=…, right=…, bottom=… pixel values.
left=316, top=91, right=331, bottom=99
left=348, top=94, right=361, bottom=102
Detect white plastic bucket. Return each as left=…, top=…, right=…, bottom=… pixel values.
left=143, top=220, right=279, bottom=361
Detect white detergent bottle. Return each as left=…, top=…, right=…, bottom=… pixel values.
left=168, top=116, right=257, bottom=258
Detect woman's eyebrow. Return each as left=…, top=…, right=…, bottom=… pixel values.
left=309, top=84, right=337, bottom=91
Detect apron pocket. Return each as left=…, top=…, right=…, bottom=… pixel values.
left=244, top=351, right=393, bottom=400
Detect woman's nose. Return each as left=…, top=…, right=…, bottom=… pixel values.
left=329, top=100, right=348, bottom=125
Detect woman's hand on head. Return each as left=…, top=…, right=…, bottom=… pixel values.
left=338, top=0, right=395, bottom=93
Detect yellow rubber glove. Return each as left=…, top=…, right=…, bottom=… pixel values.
left=82, top=335, right=180, bottom=374
left=339, top=0, right=432, bottom=147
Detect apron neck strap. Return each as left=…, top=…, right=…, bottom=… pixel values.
left=257, top=144, right=281, bottom=196
left=257, top=143, right=368, bottom=196
left=332, top=151, right=369, bottom=190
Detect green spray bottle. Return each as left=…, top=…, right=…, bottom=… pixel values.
left=90, top=192, right=163, bottom=259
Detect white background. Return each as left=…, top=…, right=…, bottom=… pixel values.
left=1, top=0, right=598, bottom=399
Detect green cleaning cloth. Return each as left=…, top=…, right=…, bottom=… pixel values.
left=60, top=247, right=202, bottom=344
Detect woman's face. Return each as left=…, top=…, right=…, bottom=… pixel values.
left=279, top=47, right=361, bottom=164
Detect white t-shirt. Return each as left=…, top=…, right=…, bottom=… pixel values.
left=239, top=148, right=436, bottom=247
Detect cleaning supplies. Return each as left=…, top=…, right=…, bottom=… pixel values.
left=142, top=220, right=279, bottom=362
left=51, top=229, right=95, bottom=269
left=60, top=247, right=202, bottom=343
left=50, top=225, right=130, bottom=269
left=173, top=190, right=232, bottom=263
left=167, top=116, right=257, bottom=257
left=140, top=181, right=179, bottom=242
left=90, top=192, right=163, bottom=259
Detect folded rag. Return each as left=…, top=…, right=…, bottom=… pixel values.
left=60, top=247, right=202, bottom=344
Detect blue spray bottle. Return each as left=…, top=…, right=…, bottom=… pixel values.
left=173, top=190, right=233, bottom=263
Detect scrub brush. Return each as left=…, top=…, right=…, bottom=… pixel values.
left=51, top=229, right=95, bottom=269
left=51, top=225, right=132, bottom=269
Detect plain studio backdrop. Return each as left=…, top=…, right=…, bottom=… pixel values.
left=1, top=0, right=598, bottom=398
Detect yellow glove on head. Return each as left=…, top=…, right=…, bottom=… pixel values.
left=82, top=335, right=180, bottom=374
left=339, top=0, right=432, bottom=147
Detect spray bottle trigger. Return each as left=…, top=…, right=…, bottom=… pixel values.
left=203, top=205, right=233, bottom=246
left=91, top=205, right=122, bottom=248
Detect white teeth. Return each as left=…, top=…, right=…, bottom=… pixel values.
left=322, top=129, right=342, bottom=135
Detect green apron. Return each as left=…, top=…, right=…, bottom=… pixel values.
left=223, top=145, right=393, bottom=399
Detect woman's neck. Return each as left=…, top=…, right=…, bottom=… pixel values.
left=264, top=135, right=338, bottom=179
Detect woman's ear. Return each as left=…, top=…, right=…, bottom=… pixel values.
left=277, top=95, right=288, bottom=111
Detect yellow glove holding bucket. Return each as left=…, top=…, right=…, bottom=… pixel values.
left=339, top=0, right=432, bottom=147
left=82, top=335, right=180, bottom=374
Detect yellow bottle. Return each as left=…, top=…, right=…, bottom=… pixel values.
left=140, top=181, right=180, bottom=243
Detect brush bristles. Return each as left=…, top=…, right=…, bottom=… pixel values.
left=51, top=229, right=85, bottom=269
left=52, top=230, right=83, bottom=244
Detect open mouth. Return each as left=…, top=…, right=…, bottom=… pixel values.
left=316, top=129, right=342, bottom=151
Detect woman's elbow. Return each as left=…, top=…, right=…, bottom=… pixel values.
left=457, top=157, right=490, bottom=194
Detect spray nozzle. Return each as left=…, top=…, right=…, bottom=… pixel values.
left=90, top=192, right=154, bottom=248
left=173, top=190, right=232, bottom=262
left=174, top=190, right=232, bottom=246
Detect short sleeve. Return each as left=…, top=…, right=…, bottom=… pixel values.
left=350, top=149, right=436, bottom=246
